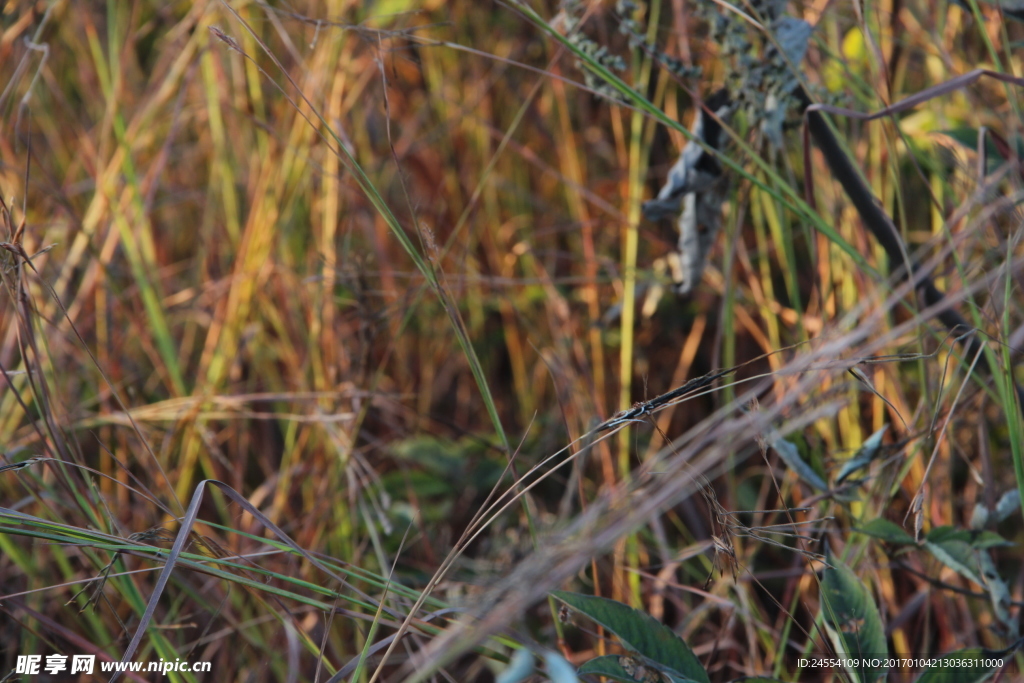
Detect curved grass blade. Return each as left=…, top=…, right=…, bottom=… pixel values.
left=215, top=9, right=510, bottom=455
left=109, top=479, right=351, bottom=682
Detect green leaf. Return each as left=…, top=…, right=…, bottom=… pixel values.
left=552, top=592, right=709, bottom=683
left=924, top=539, right=984, bottom=585
left=577, top=656, right=637, bottom=682
left=769, top=430, right=828, bottom=492
left=938, top=128, right=1024, bottom=174
left=819, top=546, right=888, bottom=683
left=390, top=436, right=476, bottom=476
left=836, top=426, right=889, bottom=484
left=857, top=518, right=915, bottom=545
left=926, top=526, right=967, bottom=543
left=923, top=526, right=1010, bottom=550
left=940, top=126, right=989, bottom=150
left=913, top=639, right=1023, bottom=683
left=578, top=655, right=694, bottom=683
left=380, top=469, right=453, bottom=499
left=969, top=531, right=1013, bottom=550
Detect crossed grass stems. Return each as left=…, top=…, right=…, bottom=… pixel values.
left=380, top=322, right=1004, bottom=677
left=6, top=92, right=1022, bottom=683
left=0, top=181, right=1012, bottom=681
left=0, top=256, right=983, bottom=678
left=212, top=0, right=1024, bottom=611
left=3, top=4, right=1024, bottom=681
left=399, top=268, right=1024, bottom=679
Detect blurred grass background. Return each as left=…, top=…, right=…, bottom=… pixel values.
left=1, top=0, right=1023, bottom=681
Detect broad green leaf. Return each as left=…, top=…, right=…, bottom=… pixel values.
left=923, top=527, right=1009, bottom=548
left=577, top=656, right=637, bottom=683
left=578, top=655, right=693, bottom=683
left=926, top=526, right=968, bottom=543
left=858, top=518, right=915, bottom=545
left=922, top=525, right=1011, bottom=606
left=820, top=546, right=888, bottom=683
left=552, top=592, right=709, bottom=683
left=938, top=128, right=1024, bottom=174
left=914, top=639, right=1023, bottom=683
left=390, top=436, right=476, bottom=476
left=940, top=127, right=996, bottom=153
left=969, top=531, right=1012, bottom=550
left=769, top=430, right=828, bottom=492
left=836, top=426, right=889, bottom=484
left=924, top=539, right=983, bottom=585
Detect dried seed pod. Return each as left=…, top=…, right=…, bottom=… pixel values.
left=643, top=89, right=732, bottom=294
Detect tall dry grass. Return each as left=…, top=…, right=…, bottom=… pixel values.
left=1, top=1, right=1023, bottom=681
